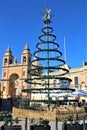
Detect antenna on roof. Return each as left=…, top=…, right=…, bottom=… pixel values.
left=64, top=37, right=66, bottom=63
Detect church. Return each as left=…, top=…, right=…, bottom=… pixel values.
left=1, top=43, right=32, bottom=98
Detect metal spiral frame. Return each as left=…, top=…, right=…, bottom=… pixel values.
left=25, top=13, right=73, bottom=111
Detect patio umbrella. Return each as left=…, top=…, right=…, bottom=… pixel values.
left=69, top=88, right=87, bottom=97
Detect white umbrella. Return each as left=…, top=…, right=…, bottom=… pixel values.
left=69, top=88, right=87, bottom=97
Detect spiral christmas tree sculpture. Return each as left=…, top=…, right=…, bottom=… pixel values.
left=12, top=8, right=85, bottom=121
left=25, top=7, right=73, bottom=111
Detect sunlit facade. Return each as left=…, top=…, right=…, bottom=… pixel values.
left=0, top=45, right=87, bottom=100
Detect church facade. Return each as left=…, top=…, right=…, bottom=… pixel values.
left=1, top=44, right=31, bottom=98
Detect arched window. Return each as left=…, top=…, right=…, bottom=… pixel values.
left=4, top=58, right=7, bottom=65
left=74, top=76, right=78, bottom=87
left=23, top=57, right=26, bottom=64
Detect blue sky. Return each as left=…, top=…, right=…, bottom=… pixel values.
left=0, top=0, right=86, bottom=79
